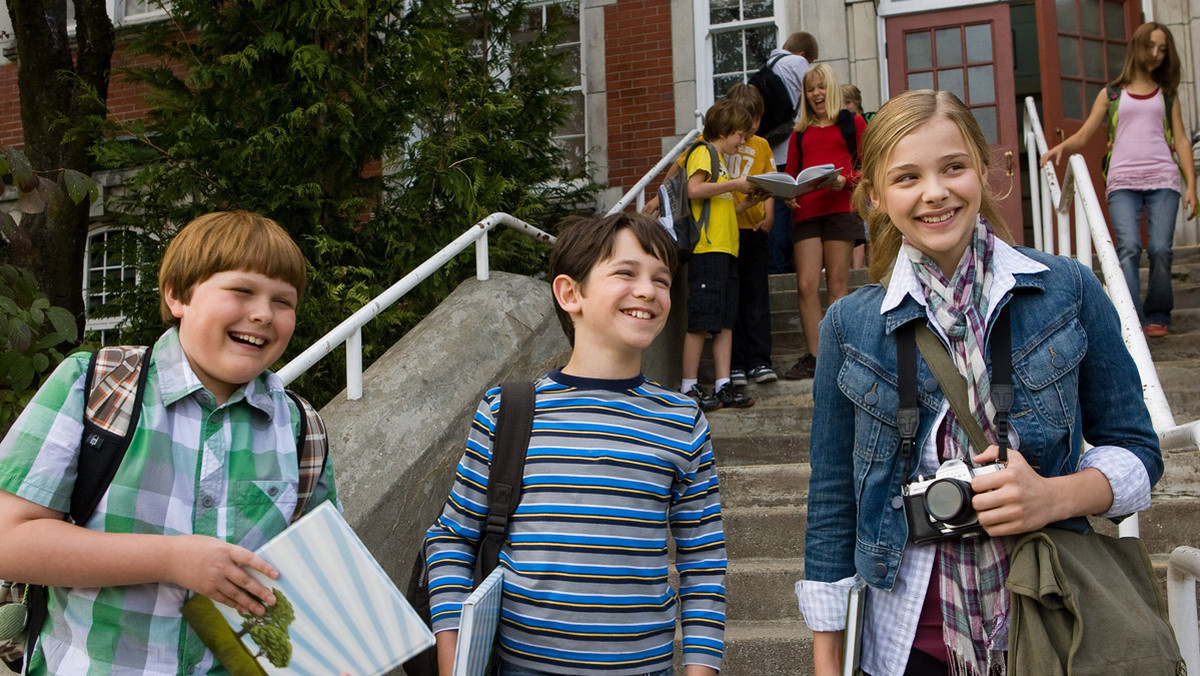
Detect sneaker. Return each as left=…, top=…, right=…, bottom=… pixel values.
left=715, top=383, right=755, bottom=408
left=1145, top=323, right=1169, bottom=337
left=685, top=385, right=720, bottom=412
left=748, top=364, right=778, bottom=384
left=729, top=369, right=749, bottom=387
left=784, top=354, right=817, bottom=380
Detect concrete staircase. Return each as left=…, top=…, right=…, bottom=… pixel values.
left=705, top=246, right=1200, bottom=675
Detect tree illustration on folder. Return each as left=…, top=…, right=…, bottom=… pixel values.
left=237, top=589, right=295, bottom=668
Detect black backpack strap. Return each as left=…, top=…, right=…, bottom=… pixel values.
left=794, top=127, right=804, bottom=172
left=286, top=390, right=329, bottom=522
left=476, top=381, right=536, bottom=583
left=837, top=109, right=860, bottom=170
left=896, top=322, right=920, bottom=480
left=990, top=306, right=1013, bottom=464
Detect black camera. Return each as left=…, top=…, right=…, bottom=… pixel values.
left=903, top=459, right=1003, bottom=544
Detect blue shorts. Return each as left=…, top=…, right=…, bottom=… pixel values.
left=687, top=251, right=738, bottom=333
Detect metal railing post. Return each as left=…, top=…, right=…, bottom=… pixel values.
left=1168, top=547, right=1200, bottom=674
left=476, top=229, right=490, bottom=281
left=346, top=327, right=363, bottom=401
left=1026, top=129, right=1043, bottom=252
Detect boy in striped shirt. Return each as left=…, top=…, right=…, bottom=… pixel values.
left=425, top=213, right=727, bottom=676
left=0, top=212, right=338, bottom=675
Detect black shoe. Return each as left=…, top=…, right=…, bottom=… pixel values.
left=748, top=364, right=778, bottom=384
left=685, top=385, right=720, bottom=412
left=715, top=383, right=754, bottom=408
left=784, top=354, right=817, bottom=380
left=729, top=369, right=749, bottom=387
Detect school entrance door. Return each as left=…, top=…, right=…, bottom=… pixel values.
left=885, top=4, right=1022, bottom=241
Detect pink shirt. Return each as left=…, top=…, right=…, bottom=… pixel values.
left=1105, top=88, right=1181, bottom=196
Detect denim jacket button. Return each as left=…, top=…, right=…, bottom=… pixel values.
left=891, top=495, right=904, bottom=510
left=923, top=377, right=939, bottom=392
left=1051, top=355, right=1066, bottom=369
left=874, top=562, right=887, bottom=577
left=864, top=392, right=879, bottom=406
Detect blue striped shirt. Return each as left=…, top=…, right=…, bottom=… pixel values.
left=424, top=370, right=726, bottom=675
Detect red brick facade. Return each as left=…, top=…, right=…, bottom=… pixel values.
left=601, top=0, right=675, bottom=194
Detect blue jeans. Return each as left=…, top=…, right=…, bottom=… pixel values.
left=498, top=664, right=672, bottom=676
left=768, top=195, right=795, bottom=273
left=1107, top=188, right=1180, bottom=326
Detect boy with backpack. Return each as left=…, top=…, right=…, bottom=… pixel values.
left=0, top=211, right=337, bottom=675
left=423, top=213, right=726, bottom=676
left=679, top=98, right=759, bottom=410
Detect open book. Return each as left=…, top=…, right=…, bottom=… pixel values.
left=452, top=567, right=504, bottom=676
left=182, top=502, right=435, bottom=676
left=747, top=164, right=840, bottom=199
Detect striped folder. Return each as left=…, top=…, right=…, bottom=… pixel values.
left=183, top=502, right=434, bottom=676
left=452, top=567, right=504, bottom=676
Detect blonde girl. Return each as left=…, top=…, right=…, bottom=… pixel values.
left=798, top=90, right=1161, bottom=676
left=1041, top=22, right=1196, bottom=337
left=781, top=63, right=866, bottom=380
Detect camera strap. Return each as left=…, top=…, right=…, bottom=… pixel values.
left=896, top=304, right=1014, bottom=475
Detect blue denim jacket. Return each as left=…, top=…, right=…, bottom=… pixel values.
left=804, top=247, right=1163, bottom=591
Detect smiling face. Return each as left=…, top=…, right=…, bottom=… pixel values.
left=871, top=116, right=985, bottom=275
left=713, top=129, right=749, bottom=156
left=166, top=269, right=298, bottom=403
left=553, top=229, right=672, bottom=378
left=805, top=75, right=828, bottom=120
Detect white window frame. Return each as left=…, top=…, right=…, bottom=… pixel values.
left=65, top=0, right=170, bottom=32
left=528, top=1, right=587, bottom=175
left=82, top=225, right=137, bottom=339
left=693, top=0, right=784, bottom=111
left=874, top=0, right=992, bottom=18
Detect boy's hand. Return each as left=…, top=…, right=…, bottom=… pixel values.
left=169, top=535, right=279, bottom=615
left=642, top=196, right=662, bottom=217
left=729, top=176, right=754, bottom=194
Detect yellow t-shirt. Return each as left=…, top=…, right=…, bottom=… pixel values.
left=725, top=135, right=775, bottom=230
left=686, top=144, right=739, bottom=257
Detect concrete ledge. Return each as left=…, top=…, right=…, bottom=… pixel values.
left=320, top=272, right=569, bottom=582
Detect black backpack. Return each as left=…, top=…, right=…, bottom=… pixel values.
left=403, top=381, right=536, bottom=676
left=748, top=53, right=801, bottom=147
left=662, top=141, right=719, bottom=262
left=4, top=345, right=329, bottom=673
left=793, top=108, right=860, bottom=173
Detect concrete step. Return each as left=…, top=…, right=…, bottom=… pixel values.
left=725, top=557, right=805, bottom=622
left=706, top=403, right=814, bottom=440
left=674, top=619, right=814, bottom=675
left=1095, top=496, right=1200, bottom=556
left=724, top=504, right=807, bottom=560
left=719, top=463, right=810, bottom=508
left=713, top=434, right=812, bottom=467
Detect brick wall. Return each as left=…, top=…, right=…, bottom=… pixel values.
left=602, top=0, right=675, bottom=193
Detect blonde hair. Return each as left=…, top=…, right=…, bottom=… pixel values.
left=159, top=211, right=307, bottom=325
left=851, top=90, right=1014, bottom=283
left=795, top=64, right=843, bottom=133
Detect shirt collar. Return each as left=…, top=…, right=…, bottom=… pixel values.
left=153, top=328, right=280, bottom=416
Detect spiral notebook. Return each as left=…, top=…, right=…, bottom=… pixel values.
left=182, top=502, right=435, bottom=676
left=452, top=567, right=505, bottom=676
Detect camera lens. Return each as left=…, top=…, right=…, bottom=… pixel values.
left=924, top=479, right=973, bottom=524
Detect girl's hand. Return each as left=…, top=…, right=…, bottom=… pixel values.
left=168, top=535, right=279, bottom=615
left=785, top=198, right=800, bottom=211
left=830, top=174, right=848, bottom=191
left=969, top=446, right=1058, bottom=536
left=1184, top=188, right=1197, bottom=220
left=1039, top=146, right=1064, bottom=167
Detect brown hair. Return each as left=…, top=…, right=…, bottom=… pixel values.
left=782, top=32, right=819, bottom=61
left=703, top=97, right=754, bottom=142
left=725, top=82, right=765, bottom=122
left=158, top=211, right=307, bottom=325
left=851, top=90, right=1014, bottom=283
left=795, top=63, right=843, bottom=133
left=548, top=213, right=678, bottom=346
left=841, top=84, right=863, bottom=112
left=1110, top=22, right=1180, bottom=96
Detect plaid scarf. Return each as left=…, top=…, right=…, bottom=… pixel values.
left=904, top=217, right=1008, bottom=676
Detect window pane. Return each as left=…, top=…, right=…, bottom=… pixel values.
left=714, top=73, right=742, bottom=97
left=713, top=30, right=743, bottom=75
left=1056, top=0, right=1078, bottom=33
left=968, top=65, right=995, bottom=104
left=1104, top=1, right=1126, bottom=39
left=1107, top=43, right=1124, bottom=78
left=548, top=2, right=580, bottom=43
left=937, top=68, right=964, bottom=101
left=1061, top=79, right=1084, bottom=118
left=906, top=32, right=932, bottom=71
left=556, top=46, right=582, bottom=87
left=746, top=24, right=776, bottom=66
left=973, top=105, right=997, bottom=144
left=560, top=90, right=584, bottom=135
left=1083, top=39, right=1104, bottom=79
left=1086, top=81, right=1104, bottom=108
left=710, top=0, right=738, bottom=25
left=1080, top=0, right=1101, bottom=36
left=745, top=0, right=773, bottom=20
left=935, top=28, right=962, bottom=66
left=1058, top=36, right=1080, bottom=76
left=908, top=71, right=934, bottom=91
left=964, top=24, right=992, bottom=63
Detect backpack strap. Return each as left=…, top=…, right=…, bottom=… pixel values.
left=837, top=109, right=860, bottom=170
left=681, top=141, right=720, bottom=244
left=286, top=390, right=329, bottom=523
left=476, top=381, right=536, bottom=583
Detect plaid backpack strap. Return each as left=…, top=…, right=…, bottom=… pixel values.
left=73, top=345, right=154, bottom=525
left=286, top=390, right=328, bottom=523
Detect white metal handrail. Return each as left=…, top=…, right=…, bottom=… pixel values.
left=1023, top=96, right=1200, bottom=456
left=1168, top=546, right=1200, bottom=674
left=276, top=212, right=554, bottom=399
left=607, top=111, right=706, bottom=215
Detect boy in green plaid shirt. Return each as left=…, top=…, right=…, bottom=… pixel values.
left=0, top=211, right=339, bottom=675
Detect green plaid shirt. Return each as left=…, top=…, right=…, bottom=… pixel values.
left=0, top=329, right=338, bottom=675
